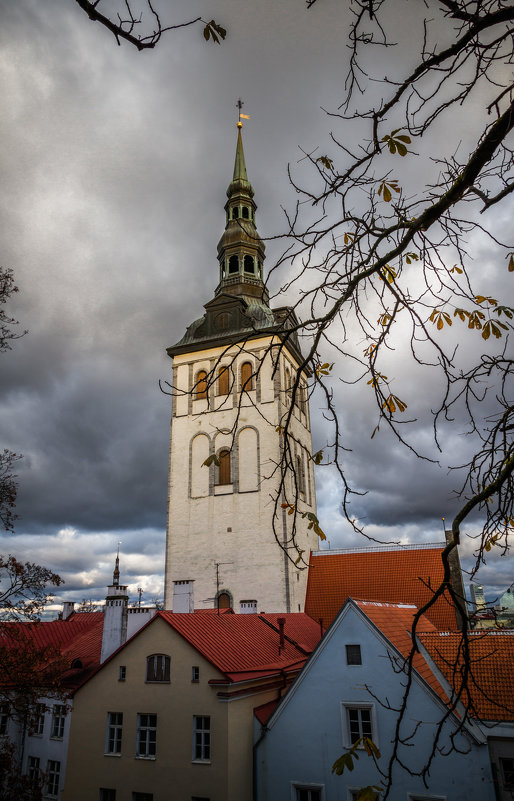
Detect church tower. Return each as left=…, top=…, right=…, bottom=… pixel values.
left=163, top=124, right=319, bottom=613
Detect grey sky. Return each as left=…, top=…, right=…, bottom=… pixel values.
left=1, top=0, right=512, bottom=609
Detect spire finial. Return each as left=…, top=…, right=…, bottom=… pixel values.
left=236, top=97, right=250, bottom=129
left=113, top=541, right=121, bottom=586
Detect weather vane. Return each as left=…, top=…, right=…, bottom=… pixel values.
left=236, top=98, right=250, bottom=128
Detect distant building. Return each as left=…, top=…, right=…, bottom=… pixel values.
left=470, top=582, right=487, bottom=611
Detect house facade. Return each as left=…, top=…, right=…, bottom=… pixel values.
left=255, top=599, right=496, bottom=801
left=62, top=610, right=321, bottom=801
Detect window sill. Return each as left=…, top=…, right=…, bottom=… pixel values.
left=214, top=484, right=233, bottom=495
left=104, top=753, right=122, bottom=758
left=145, top=680, right=170, bottom=684
left=49, top=736, right=64, bottom=742
left=135, top=755, right=156, bottom=761
left=192, top=759, right=211, bottom=765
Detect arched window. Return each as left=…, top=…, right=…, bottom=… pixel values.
left=196, top=370, right=208, bottom=400
left=244, top=254, right=255, bottom=273
left=146, top=654, right=170, bottom=682
left=228, top=255, right=239, bottom=274
left=242, top=206, right=249, bottom=219
left=217, top=592, right=231, bottom=609
left=218, top=449, right=231, bottom=485
left=218, top=366, right=229, bottom=396
left=241, top=361, right=253, bottom=391
left=232, top=207, right=239, bottom=219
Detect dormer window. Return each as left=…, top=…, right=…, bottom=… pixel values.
left=228, top=255, right=239, bottom=275
left=244, top=255, right=255, bottom=274
left=70, top=658, right=83, bottom=669
left=146, top=654, right=170, bottom=683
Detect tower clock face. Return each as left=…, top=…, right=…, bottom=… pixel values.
left=215, top=312, right=232, bottom=331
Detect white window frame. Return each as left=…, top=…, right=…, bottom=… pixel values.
left=192, top=715, right=211, bottom=762
left=46, top=760, right=60, bottom=797
left=136, top=713, right=157, bottom=758
left=28, top=755, right=40, bottom=787
left=33, top=702, right=45, bottom=735
left=105, top=712, right=123, bottom=755
left=341, top=702, right=378, bottom=748
left=50, top=704, right=66, bottom=739
left=290, top=782, right=325, bottom=801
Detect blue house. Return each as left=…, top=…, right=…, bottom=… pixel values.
left=255, top=599, right=496, bottom=801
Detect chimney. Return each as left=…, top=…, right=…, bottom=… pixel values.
left=62, top=602, right=75, bottom=620
left=445, top=530, right=467, bottom=630
left=277, top=617, right=286, bottom=652
left=172, top=580, right=194, bottom=613
left=100, top=551, right=129, bottom=662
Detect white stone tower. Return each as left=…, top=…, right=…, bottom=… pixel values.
left=163, top=124, right=319, bottom=613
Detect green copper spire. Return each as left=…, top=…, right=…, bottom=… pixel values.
left=216, top=123, right=266, bottom=300
left=233, top=126, right=249, bottom=183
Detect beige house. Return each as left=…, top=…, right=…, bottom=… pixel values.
left=62, top=610, right=320, bottom=801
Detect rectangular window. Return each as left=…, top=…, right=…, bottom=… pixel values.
left=0, top=703, right=9, bottom=735
left=105, top=712, right=123, bottom=754
left=51, top=704, right=66, bottom=739
left=28, top=756, right=40, bottom=787
left=33, top=703, right=45, bottom=735
left=99, top=790, right=116, bottom=801
left=191, top=666, right=200, bottom=683
left=341, top=703, right=377, bottom=749
left=118, top=665, right=126, bottom=681
left=345, top=644, right=362, bottom=665
left=501, top=758, right=514, bottom=789
left=193, top=716, right=211, bottom=761
left=295, top=787, right=322, bottom=801
left=46, top=760, right=60, bottom=797
left=136, top=714, right=157, bottom=758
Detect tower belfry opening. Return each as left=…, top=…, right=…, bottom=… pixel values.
left=163, top=123, right=319, bottom=613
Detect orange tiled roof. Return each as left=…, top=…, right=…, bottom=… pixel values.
left=158, top=611, right=321, bottom=681
left=305, top=545, right=459, bottom=631
left=353, top=600, right=449, bottom=701
left=418, top=630, right=514, bottom=721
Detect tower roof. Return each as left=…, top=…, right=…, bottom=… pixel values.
left=226, top=127, right=253, bottom=197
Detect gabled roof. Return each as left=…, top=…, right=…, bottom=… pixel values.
left=418, top=630, right=514, bottom=722
left=158, top=611, right=321, bottom=681
left=353, top=600, right=448, bottom=701
left=305, top=544, right=459, bottom=631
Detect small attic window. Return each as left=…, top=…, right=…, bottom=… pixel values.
left=70, top=658, right=83, bottom=669
left=345, top=644, right=362, bottom=665
left=232, top=207, right=239, bottom=219
left=244, top=255, right=255, bottom=274
left=242, top=206, right=249, bottom=219
left=228, top=255, right=239, bottom=274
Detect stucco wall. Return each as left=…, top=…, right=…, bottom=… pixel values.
left=255, top=605, right=496, bottom=801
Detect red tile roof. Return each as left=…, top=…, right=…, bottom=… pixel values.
left=158, top=611, right=321, bottom=681
left=418, top=630, right=514, bottom=721
left=305, top=545, right=459, bottom=631
left=0, top=612, right=104, bottom=689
